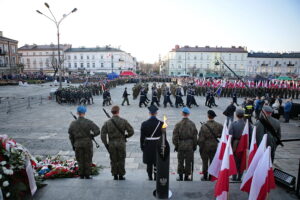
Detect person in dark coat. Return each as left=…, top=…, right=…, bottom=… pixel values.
left=223, top=102, right=236, bottom=126
left=139, top=88, right=148, bottom=107
left=140, top=105, right=163, bottom=180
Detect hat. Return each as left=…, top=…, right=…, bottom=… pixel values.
left=207, top=110, right=216, bottom=117
left=182, top=107, right=190, bottom=114
left=236, top=108, right=245, bottom=116
left=111, top=105, right=120, bottom=113
left=262, top=106, right=273, bottom=113
left=148, top=105, right=158, bottom=114
left=77, top=106, right=87, bottom=114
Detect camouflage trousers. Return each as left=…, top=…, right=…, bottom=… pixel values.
left=200, top=150, right=216, bottom=173
left=109, top=141, right=126, bottom=176
left=75, top=146, right=93, bottom=176
left=177, top=150, right=194, bottom=175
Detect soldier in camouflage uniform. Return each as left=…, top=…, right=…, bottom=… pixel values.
left=198, top=110, right=223, bottom=181
left=101, top=106, right=134, bottom=180
left=173, top=107, right=198, bottom=181
left=68, top=106, right=100, bottom=179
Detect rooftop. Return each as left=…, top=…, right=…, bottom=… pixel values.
left=248, top=52, right=300, bottom=58
left=64, top=46, right=123, bottom=53
left=0, top=36, right=18, bottom=43
left=171, top=45, right=247, bottom=53
left=18, top=44, right=71, bottom=51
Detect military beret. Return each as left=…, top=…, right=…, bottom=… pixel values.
left=111, top=105, right=120, bottom=113
left=182, top=107, right=190, bottom=114
left=236, top=108, right=245, bottom=116
left=77, top=106, right=87, bottom=113
left=262, top=106, right=273, bottom=113
left=207, top=110, right=216, bottom=117
left=148, top=105, right=158, bottom=114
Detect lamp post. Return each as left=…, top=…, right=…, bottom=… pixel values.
left=37, top=3, right=77, bottom=89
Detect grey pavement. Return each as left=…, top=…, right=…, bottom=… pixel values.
left=0, top=82, right=300, bottom=199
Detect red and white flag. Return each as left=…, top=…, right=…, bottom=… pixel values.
left=249, top=146, right=276, bottom=200
left=208, top=121, right=229, bottom=180
left=215, top=135, right=237, bottom=200
left=248, top=126, right=258, bottom=166
left=240, top=134, right=267, bottom=193
left=235, top=120, right=249, bottom=173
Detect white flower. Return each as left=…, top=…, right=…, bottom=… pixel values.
left=6, top=192, right=10, bottom=197
left=3, top=181, right=9, bottom=187
left=0, top=161, right=7, bottom=165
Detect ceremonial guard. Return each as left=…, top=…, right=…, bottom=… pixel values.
left=198, top=110, right=223, bottom=181
left=175, top=87, right=185, bottom=108
left=151, top=88, right=160, bottom=107
left=68, top=106, right=100, bottom=179
left=121, top=87, right=130, bottom=106
left=255, top=106, right=281, bottom=162
left=139, top=88, right=148, bottom=107
left=163, top=87, right=173, bottom=107
left=101, top=106, right=134, bottom=180
left=189, top=88, right=199, bottom=107
left=173, top=107, right=198, bottom=181
left=232, top=91, right=239, bottom=106
left=228, top=109, right=246, bottom=181
left=140, top=105, right=163, bottom=180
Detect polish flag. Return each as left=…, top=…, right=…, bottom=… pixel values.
left=215, top=136, right=237, bottom=200
left=240, top=134, right=267, bottom=193
left=235, top=120, right=249, bottom=173
left=208, top=121, right=229, bottom=181
left=249, top=146, right=276, bottom=200
left=248, top=126, right=258, bottom=166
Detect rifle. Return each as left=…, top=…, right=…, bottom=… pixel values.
left=219, top=59, right=283, bottom=146
left=102, top=108, right=127, bottom=142
left=70, top=112, right=100, bottom=148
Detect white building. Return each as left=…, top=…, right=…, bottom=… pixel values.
left=247, top=52, right=300, bottom=76
left=64, top=46, right=137, bottom=74
left=18, top=44, right=71, bottom=73
left=161, top=45, right=248, bottom=77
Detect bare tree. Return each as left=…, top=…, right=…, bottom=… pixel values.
left=50, top=51, right=65, bottom=79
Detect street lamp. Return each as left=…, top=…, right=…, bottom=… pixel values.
left=36, top=3, right=77, bottom=89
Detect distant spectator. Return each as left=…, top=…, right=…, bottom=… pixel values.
left=284, top=99, right=293, bottom=123
left=223, top=102, right=236, bottom=126
left=272, top=99, right=280, bottom=120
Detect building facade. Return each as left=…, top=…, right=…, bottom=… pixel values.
left=247, top=52, right=300, bottom=76
left=18, top=44, right=72, bottom=74
left=64, top=46, right=137, bottom=74
left=161, top=45, right=248, bottom=77
left=0, top=31, right=19, bottom=75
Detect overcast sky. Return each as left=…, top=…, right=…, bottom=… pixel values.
left=1, top=0, right=300, bottom=63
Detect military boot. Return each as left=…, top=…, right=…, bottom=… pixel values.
left=176, top=174, right=183, bottom=181
left=148, top=173, right=153, bottom=181
left=184, top=174, right=192, bottom=181
left=113, top=175, right=118, bottom=180
left=153, top=173, right=156, bottom=181
left=201, top=172, right=208, bottom=181
left=119, top=175, right=126, bottom=180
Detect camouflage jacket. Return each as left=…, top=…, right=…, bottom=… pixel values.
left=101, top=115, right=134, bottom=145
left=198, top=120, right=223, bottom=154
left=68, top=117, right=100, bottom=148
left=172, top=118, right=198, bottom=151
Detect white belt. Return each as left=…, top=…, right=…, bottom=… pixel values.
left=145, top=137, right=160, bottom=140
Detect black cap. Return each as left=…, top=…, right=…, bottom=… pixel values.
left=148, top=105, right=158, bottom=114
left=207, top=110, right=217, bottom=118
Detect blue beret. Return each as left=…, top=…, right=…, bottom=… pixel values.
left=148, top=105, right=158, bottom=114
left=77, top=106, right=87, bottom=113
left=182, top=107, right=190, bottom=114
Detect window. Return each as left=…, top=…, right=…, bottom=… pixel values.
left=68, top=56, right=71, bottom=60
left=68, top=63, right=71, bottom=68
left=92, top=63, right=95, bottom=68
left=81, top=55, right=83, bottom=60
left=101, top=55, right=103, bottom=59
left=257, top=61, right=260, bottom=64
left=101, top=63, right=104, bottom=68
left=178, top=55, right=181, bottom=60
left=92, top=55, right=95, bottom=59
left=80, top=63, right=84, bottom=68
left=87, top=63, right=90, bottom=68
left=74, top=56, right=77, bottom=59
left=249, top=61, right=252, bottom=64
left=33, top=52, right=36, bottom=56
left=178, top=65, right=181, bottom=69
left=74, top=63, right=77, bottom=68
left=39, top=52, right=42, bottom=55
left=207, top=55, right=209, bottom=60
left=87, top=56, right=90, bottom=59
left=194, top=56, right=197, bottom=60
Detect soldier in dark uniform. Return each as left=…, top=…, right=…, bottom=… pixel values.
left=102, top=89, right=111, bottom=106
left=173, top=107, right=198, bottom=181
left=232, top=91, right=239, bottom=106
left=121, top=87, right=130, bottom=106
left=140, top=105, right=163, bottom=180
left=68, top=106, right=100, bottom=179
left=163, top=87, right=173, bottom=107
left=190, top=88, right=199, bottom=107
left=101, top=106, right=134, bottom=180
left=151, top=88, right=160, bottom=107
left=175, top=87, right=185, bottom=108
left=198, top=110, right=223, bottom=181
left=139, top=88, right=148, bottom=107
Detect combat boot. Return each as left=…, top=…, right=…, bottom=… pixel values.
left=119, top=175, right=126, bottom=180
left=201, top=172, right=208, bottom=181
left=184, top=174, right=192, bottom=181
left=176, top=174, right=183, bottom=181
left=148, top=173, right=153, bottom=181
left=154, top=173, right=157, bottom=181
left=113, top=175, right=118, bottom=180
